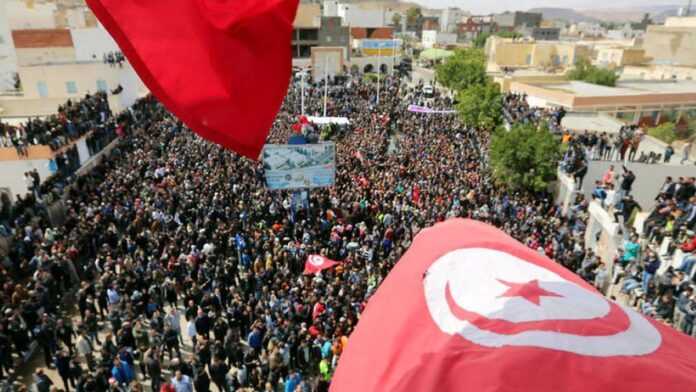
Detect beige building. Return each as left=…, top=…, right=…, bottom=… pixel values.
left=621, top=64, right=696, bottom=81
left=643, top=16, right=696, bottom=67
left=595, top=47, right=646, bottom=69
left=12, top=29, right=76, bottom=66
left=485, top=37, right=591, bottom=73
left=509, top=80, right=696, bottom=127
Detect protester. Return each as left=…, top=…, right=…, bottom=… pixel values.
left=1, top=70, right=691, bottom=392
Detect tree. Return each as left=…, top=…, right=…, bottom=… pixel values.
left=489, top=123, right=561, bottom=192
left=648, top=122, right=678, bottom=144
left=473, top=33, right=491, bottom=48
left=435, top=48, right=487, bottom=92
left=456, top=81, right=502, bottom=129
left=406, top=7, right=421, bottom=27
left=474, top=31, right=521, bottom=48
left=567, top=58, right=618, bottom=87
left=391, top=13, right=402, bottom=30
left=496, top=31, right=522, bottom=39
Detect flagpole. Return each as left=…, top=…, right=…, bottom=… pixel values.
left=377, top=46, right=381, bottom=105
left=391, top=38, right=396, bottom=76
left=323, top=56, right=328, bottom=117
left=300, top=70, right=305, bottom=115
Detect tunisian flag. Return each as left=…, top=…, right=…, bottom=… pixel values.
left=331, top=219, right=696, bottom=391
left=86, top=0, right=299, bottom=159
left=304, top=255, right=339, bottom=275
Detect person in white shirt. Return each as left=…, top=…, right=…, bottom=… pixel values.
left=186, top=318, right=197, bottom=348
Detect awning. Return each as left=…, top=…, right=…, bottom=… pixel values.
left=420, top=48, right=454, bottom=61
left=307, top=116, right=350, bottom=125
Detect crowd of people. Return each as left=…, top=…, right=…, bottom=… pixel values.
left=103, top=53, right=126, bottom=68
left=0, top=92, right=113, bottom=154
left=0, top=69, right=692, bottom=392
left=0, top=73, right=596, bottom=392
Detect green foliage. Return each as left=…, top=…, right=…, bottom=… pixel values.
left=473, top=33, right=491, bottom=48
left=435, top=48, right=487, bottom=91
left=496, top=31, right=522, bottom=39
left=456, top=82, right=503, bottom=129
left=363, top=73, right=378, bottom=83
left=490, top=123, right=562, bottom=192
left=473, top=31, right=521, bottom=48
left=391, top=13, right=402, bottom=28
left=406, top=7, right=421, bottom=25
left=567, top=59, right=619, bottom=87
left=648, top=122, right=678, bottom=144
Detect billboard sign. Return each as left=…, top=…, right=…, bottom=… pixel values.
left=263, top=143, right=336, bottom=190
left=361, top=39, right=401, bottom=57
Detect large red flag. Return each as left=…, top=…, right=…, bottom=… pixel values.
left=304, top=254, right=339, bottom=275
left=331, top=219, right=696, bottom=391
left=86, top=0, right=299, bottom=159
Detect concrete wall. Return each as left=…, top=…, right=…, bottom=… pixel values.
left=16, top=61, right=146, bottom=102
left=0, top=2, right=18, bottom=91
left=0, top=157, right=53, bottom=200
left=6, top=0, right=57, bottom=29
left=621, top=65, right=696, bottom=81
left=337, top=5, right=384, bottom=28
left=486, top=38, right=590, bottom=71
left=584, top=201, right=622, bottom=271
left=70, top=26, right=120, bottom=62
left=16, top=47, right=76, bottom=66
left=643, top=25, right=696, bottom=67
left=19, top=62, right=112, bottom=99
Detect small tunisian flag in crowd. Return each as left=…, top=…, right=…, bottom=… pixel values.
left=304, top=255, right=339, bottom=275
left=86, top=0, right=300, bottom=159
left=331, top=219, right=696, bottom=391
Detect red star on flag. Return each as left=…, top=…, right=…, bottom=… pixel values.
left=496, top=279, right=562, bottom=305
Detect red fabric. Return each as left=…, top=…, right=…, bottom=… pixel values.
left=304, top=254, right=339, bottom=275
left=331, top=219, right=696, bottom=392
left=681, top=235, right=696, bottom=252
left=86, top=0, right=299, bottom=159
left=411, top=184, right=420, bottom=204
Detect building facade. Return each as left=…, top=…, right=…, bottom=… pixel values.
left=494, top=11, right=542, bottom=31
left=643, top=17, right=696, bottom=67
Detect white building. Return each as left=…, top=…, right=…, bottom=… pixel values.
left=440, top=8, right=468, bottom=34
left=6, top=0, right=57, bottom=29
left=570, top=22, right=606, bottom=38
left=337, top=3, right=384, bottom=28
left=422, top=30, right=457, bottom=49
left=0, top=3, right=19, bottom=91
left=323, top=0, right=338, bottom=17
left=606, top=23, right=644, bottom=40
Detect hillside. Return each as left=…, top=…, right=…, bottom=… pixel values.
left=528, top=7, right=599, bottom=23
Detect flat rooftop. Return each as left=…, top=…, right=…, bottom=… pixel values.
left=536, top=80, right=696, bottom=97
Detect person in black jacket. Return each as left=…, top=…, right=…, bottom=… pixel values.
left=144, top=348, right=162, bottom=392
left=193, top=363, right=211, bottom=392
left=55, top=350, right=76, bottom=392
left=620, top=166, right=635, bottom=196
left=209, top=356, right=229, bottom=392
left=164, top=325, right=181, bottom=360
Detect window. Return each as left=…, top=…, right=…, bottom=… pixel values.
left=96, top=79, right=108, bottom=92
left=37, top=81, right=48, bottom=97
left=65, top=81, right=78, bottom=94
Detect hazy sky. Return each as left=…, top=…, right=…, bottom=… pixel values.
left=413, top=0, right=682, bottom=15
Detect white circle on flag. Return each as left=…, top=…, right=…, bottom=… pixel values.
left=309, top=255, right=325, bottom=266
left=423, top=248, right=662, bottom=357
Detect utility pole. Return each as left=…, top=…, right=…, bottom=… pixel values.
left=300, top=70, right=305, bottom=115
left=377, top=45, right=381, bottom=105
left=323, top=56, right=328, bottom=117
